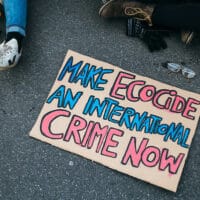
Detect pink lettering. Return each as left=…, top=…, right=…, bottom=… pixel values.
left=139, top=85, right=155, bottom=102
left=159, top=149, right=185, bottom=174
left=101, top=128, right=124, bottom=158
left=41, top=109, right=71, bottom=139
left=127, top=81, right=145, bottom=102
left=121, top=137, right=149, bottom=167
left=182, top=98, right=200, bottom=120
left=170, top=96, right=186, bottom=113
left=153, top=90, right=173, bottom=109
left=64, top=115, right=86, bottom=144
left=142, top=146, right=160, bottom=167
left=109, top=71, right=199, bottom=120
left=81, top=121, right=95, bottom=146
left=110, top=72, right=135, bottom=100
left=122, top=137, right=185, bottom=173
left=87, top=123, right=108, bottom=153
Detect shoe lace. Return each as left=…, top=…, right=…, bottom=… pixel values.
left=124, top=7, right=152, bottom=26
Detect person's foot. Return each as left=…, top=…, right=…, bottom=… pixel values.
left=99, top=0, right=154, bottom=26
left=99, top=0, right=125, bottom=18
left=0, top=39, right=22, bottom=70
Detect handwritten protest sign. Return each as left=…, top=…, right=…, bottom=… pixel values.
left=30, top=50, right=200, bottom=192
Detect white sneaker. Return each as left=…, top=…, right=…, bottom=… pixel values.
left=0, top=39, right=22, bottom=70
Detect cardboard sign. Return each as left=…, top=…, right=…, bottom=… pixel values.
left=30, top=50, right=200, bottom=192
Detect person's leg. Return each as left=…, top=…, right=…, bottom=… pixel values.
left=0, top=0, right=27, bottom=70
left=4, top=0, right=27, bottom=37
left=152, top=4, right=200, bottom=31
left=100, top=1, right=200, bottom=31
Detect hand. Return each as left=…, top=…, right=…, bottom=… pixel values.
left=127, top=18, right=168, bottom=52
left=141, top=31, right=168, bottom=52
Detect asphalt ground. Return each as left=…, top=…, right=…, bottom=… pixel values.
left=0, top=0, right=200, bottom=199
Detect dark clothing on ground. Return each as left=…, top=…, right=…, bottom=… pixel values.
left=152, top=4, right=200, bottom=31
left=137, top=0, right=200, bottom=31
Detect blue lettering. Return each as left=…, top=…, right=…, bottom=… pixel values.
left=47, top=85, right=82, bottom=109
left=58, top=56, right=82, bottom=81
left=130, top=112, right=148, bottom=131
left=119, top=107, right=135, bottom=129
left=103, top=98, right=119, bottom=120
left=108, top=105, right=124, bottom=124
left=57, top=56, right=113, bottom=90
left=83, top=96, right=106, bottom=117
left=158, top=124, right=169, bottom=135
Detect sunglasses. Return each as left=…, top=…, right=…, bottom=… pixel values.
left=162, top=62, right=196, bottom=79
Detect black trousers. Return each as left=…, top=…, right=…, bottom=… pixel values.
left=151, top=2, right=200, bottom=31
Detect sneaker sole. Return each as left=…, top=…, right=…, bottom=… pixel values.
left=0, top=62, right=19, bottom=71
left=99, top=0, right=115, bottom=16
